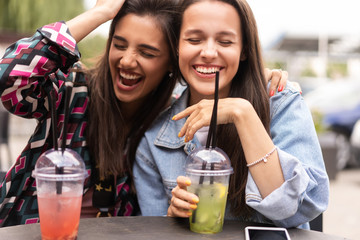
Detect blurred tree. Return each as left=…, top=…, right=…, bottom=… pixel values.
left=78, top=35, right=107, bottom=67
left=327, top=62, right=348, bottom=79
left=0, top=0, right=84, bottom=33
left=0, top=0, right=107, bottom=67
left=265, top=61, right=286, bottom=72
left=300, top=64, right=317, bottom=77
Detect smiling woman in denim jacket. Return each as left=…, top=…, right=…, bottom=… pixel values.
left=133, top=0, right=329, bottom=229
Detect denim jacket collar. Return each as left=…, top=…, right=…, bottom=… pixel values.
left=154, top=89, right=201, bottom=155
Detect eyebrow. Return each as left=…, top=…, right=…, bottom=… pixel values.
left=113, top=35, right=161, bottom=52
left=184, top=29, right=237, bottom=37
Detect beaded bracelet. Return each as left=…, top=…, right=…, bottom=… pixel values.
left=247, top=146, right=277, bottom=167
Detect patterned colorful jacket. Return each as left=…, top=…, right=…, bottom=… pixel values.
left=0, top=22, right=138, bottom=227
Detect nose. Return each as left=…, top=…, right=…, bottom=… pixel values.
left=120, top=49, right=137, bottom=68
left=200, top=40, right=218, bottom=60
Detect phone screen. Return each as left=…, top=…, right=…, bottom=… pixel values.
left=247, top=228, right=290, bottom=240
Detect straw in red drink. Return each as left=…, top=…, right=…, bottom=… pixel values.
left=55, top=81, right=73, bottom=194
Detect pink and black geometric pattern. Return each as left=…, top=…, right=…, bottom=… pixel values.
left=0, top=22, right=138, bottom=227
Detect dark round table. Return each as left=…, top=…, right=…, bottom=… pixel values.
left=0, top=216, right=346, bottom=240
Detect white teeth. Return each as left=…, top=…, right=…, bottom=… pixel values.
left=195, top=66, right=220, bottom=74
left=120, top=72, right=140, bottom=80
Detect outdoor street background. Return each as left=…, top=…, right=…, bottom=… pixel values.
left=1, top=0, right=360, bottom=239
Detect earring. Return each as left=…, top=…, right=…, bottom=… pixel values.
left=168, top=72, right=173, bottom=78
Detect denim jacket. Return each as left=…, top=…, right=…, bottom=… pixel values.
left=134, top=83, right=329, bottom=229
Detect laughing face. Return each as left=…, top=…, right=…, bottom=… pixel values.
left=178, top=1, right=243, bottom=105
left=109, top=14, right=171, bottom=110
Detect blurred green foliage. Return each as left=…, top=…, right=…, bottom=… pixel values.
left=300, top=64, right=317, bottom=77
left=0, top=0, right=84, bottom=33
left=311, top=110, right=327, bottom=134
left=327, top=62, right=348, bottom=79
left=0, top=0, right=107, bottom=67
left=265, top=61, right=287, bottom=71
left=78, top=35, right=107, bottom=67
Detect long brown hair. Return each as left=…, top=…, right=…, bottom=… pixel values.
left=176, top=0, right=271, bottom=218
left=86, top=0, right=180, bottom=181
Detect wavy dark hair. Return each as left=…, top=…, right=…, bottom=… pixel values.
left=86, top=0, right=180, bottom=182
left=175, top=0, right=271, bottom=218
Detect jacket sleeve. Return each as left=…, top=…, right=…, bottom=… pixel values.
left=0, top=22, right=81, bottom=226
left=0, top=21, right=80, bottom=120
left=133, top=137, right=170, bottom=216
left=245, top=86, right=330, bottom=228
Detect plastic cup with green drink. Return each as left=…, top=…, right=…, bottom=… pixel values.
left=185, top=146, right=233, bottom=234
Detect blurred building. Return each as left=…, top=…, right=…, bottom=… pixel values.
left=264, top=33, right=360, bottom=84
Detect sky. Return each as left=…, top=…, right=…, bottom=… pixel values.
left=247, top=0, right=360, bottom=47
left=84, top=0, right=360, bottom=48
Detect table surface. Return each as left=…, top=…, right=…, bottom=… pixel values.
left=0, top=216, right=346, bottom=240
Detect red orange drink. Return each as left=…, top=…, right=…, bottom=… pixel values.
left=33, top=149, right=87, bottom=240
left=38, top=191, right=82, bottom=240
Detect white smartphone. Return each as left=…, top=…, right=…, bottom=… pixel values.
left=245, top=226, right=291, bottom=240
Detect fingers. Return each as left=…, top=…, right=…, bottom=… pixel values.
left=172, top=104, right=197, bottom=121
left=173, top=99, right=241, bottom=142
left=264, top=68, right=272, bottom=81
left=267, top=69, right=281, bottom=97
left=175, top=176, right=199, bottom=204
left=267, top=69, right=288, bottom=97
left=279, top=70, right=288, bottom=91
left=177, top=176, right=191, bottom=188
left=178, top=109, right=202, bottom=141
left=95, top=0, right=126, bottom=20
left=167, top=176, right=199, bottom=218
left=173, top=100, right=213, bottom=141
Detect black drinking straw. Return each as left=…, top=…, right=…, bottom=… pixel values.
left=55, top=81, right=73, bottom=194
left=205, top=71, right=219, bottom=149
left=50, top=90, right=58, bottom=151
left=56, top=81, right=73, bottom=195
left=61, top=81, right=73, bottom=154
left=50, top=89, right=62, bottom=194
left=192, top=71, right=220, bottom=223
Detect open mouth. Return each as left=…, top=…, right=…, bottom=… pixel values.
left=119, top=71, right=142, bottom=87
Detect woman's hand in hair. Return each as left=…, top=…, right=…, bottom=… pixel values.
left=94, top=0, right=126, bottom=20
left=167, top=176, right=199, bottom=218
left=67, top=0, right=126, bottom=42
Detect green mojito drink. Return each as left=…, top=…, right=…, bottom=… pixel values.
left=185, top=146, right=233, bottom=234
left=188, top=182, right=228, bottom=234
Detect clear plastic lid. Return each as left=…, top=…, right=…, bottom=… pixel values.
left=185, top=146, right=233, bottom=176
left=32, top=148, right=88, bottom=181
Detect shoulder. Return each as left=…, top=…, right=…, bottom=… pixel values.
left=269, top=81, right=304, bottom=114
left=140, top=89, right=188, bottom=150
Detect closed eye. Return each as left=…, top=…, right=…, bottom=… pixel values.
left=140, top=51, right=156, bottom=58
left=186, top=38, right=201, bottom=44
left=114, top=44, right=127, bottom=50
left=218, top=40, right=233, bottom=46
